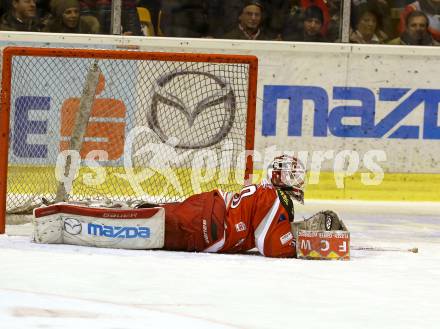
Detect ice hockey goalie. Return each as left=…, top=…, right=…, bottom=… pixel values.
left=33, top=155, right=349, bottom=259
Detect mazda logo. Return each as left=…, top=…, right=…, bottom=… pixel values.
left=63, top=217, right=82, bottom=235
left=147, top=71, right=237, bottom=149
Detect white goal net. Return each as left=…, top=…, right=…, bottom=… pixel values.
left=0, top=47, right=257, bottom=232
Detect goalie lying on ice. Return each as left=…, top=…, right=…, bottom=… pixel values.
left=33, top=155, right=344, bottom=258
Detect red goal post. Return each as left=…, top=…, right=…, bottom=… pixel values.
left=0, top=46, right=258, bottom=234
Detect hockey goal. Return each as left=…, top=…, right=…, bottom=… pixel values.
left=0, top=47, right=257, bottom=234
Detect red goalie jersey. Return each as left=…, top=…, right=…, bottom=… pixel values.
left=162, top=182, right=297, bottom=258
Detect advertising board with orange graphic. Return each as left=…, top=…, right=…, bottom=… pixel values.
left=59, top=73, right=126, bottom=160
left=9, top=61, right=136, bottom=165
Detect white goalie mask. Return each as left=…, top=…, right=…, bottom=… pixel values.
left=267, top=155, right=306, bottom=204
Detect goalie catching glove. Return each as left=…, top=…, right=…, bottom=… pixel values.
left=293, top=210, right=350, bottom=260
left=291, top=210, right=342, bottom=236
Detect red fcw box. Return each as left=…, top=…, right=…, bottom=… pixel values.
left=296, top=229, right=350, bottom=260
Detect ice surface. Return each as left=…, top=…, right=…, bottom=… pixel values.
left=1, top=200, right=439, bottom=329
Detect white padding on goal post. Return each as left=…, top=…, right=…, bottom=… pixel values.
left=32, top=204, right=165, bottom=249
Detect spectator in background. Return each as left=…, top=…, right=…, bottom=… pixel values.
left=138, top=0, right=160, bottom=33
left=160, top=0, right=208, bottom=38
left=350, top=3, right=388, bottom=43
left=79, top=0, right=142, bottom=35
left=223, top=0, right=271, bottom=40
left=36, top=0, right=51, bottom=25
left=390, top=10, right=439, bottom=45
left=352, top=0, right=393, bottom=38
left=207, top=0, right=245, bottom=38
left=263, top=0, right=291, bottom=39
left=400, top=0, right=440, bottom=42
left=282, top=0, right=330, bottom=41
left=208, top=0, right=291, bottom=39
left=283, top=5, right=327, bottom=41
left=326, top=0, right=342, bottom=41
left=44, top=0, right=96, bottom=33
left=301, top=0, right=330, bottom=34
left=0, top=0, right=42, bottom=31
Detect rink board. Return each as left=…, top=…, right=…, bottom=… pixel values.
left=1, top=35, right=440, bottom=200
left=6, top=165, right=243, bottom=202
left=8, top=166, right=439, bottom=201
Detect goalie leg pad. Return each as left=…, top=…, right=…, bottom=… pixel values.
left=33, top=204, right=165, bottom=249
left=33, top=216, right=64, bottom=244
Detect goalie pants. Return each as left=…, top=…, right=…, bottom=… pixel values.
left=161, top=190, right=226, bottom=252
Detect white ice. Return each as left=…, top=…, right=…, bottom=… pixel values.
left=1, top=200, right=439, bottom=329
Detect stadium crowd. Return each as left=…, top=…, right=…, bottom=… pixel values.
left=0, top=0, right=439, bottom=46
